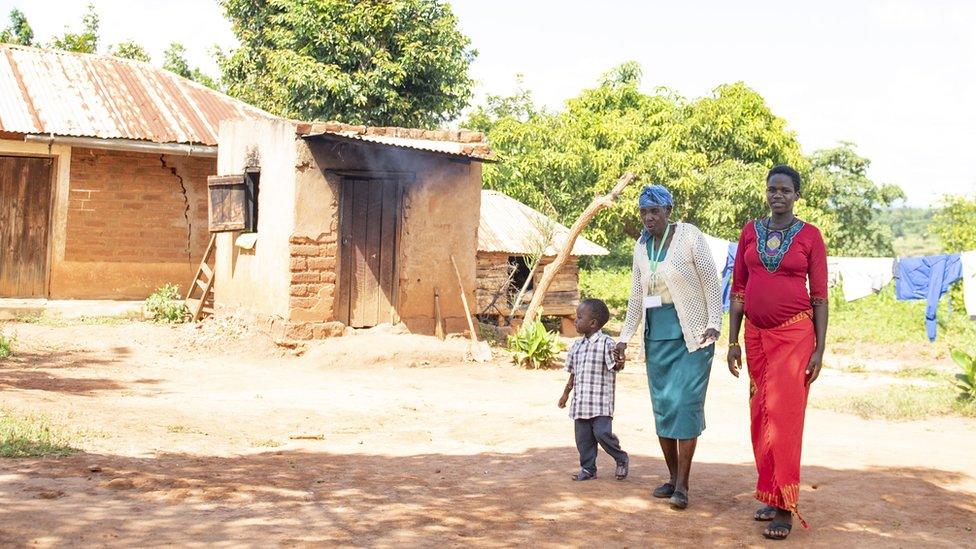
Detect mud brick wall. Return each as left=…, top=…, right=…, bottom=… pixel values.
left=286, top=234, right=342, bottom=339
left=65, top=148, right=211, bottom=263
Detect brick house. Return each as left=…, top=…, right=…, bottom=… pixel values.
left=212, top=118, right=493, bottom=340
left=0, top=45, right=272, bottom=299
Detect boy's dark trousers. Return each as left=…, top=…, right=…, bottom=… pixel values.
left=575, top=416, right=628, bottom=474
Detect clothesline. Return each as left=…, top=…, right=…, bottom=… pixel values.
left=702, top=234, right=976, bottom=341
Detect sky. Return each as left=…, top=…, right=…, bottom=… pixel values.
left=2, top=0, right=974, bottom=206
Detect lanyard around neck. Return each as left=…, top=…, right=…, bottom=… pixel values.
left=648, top=224, right=671, bottom=275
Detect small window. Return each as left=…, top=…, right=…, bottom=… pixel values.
left=207, top=167, right=259, bottom=232
left=508, top=256, right=534, bottom=297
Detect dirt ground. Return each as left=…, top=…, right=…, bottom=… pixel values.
left=1, top=320, right=975, bottom=548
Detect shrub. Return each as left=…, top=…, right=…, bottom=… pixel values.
left=145, top=284, right=188, bottom=323
left=951, top=349, right=976, bottom=401
left=0, top=330, right=13, bottom=358
left=508, top=318, right=564, bottom=369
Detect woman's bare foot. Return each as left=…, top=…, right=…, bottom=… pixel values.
left=762, top=508, right=793, bottom=540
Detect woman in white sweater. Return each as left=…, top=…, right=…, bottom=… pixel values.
left=614, top=184, right=723, bottom=510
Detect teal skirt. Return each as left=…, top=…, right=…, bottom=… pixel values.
left=644, top=304, right=714, bottom=439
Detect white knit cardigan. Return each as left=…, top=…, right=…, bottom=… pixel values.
left=618, top=222, right=724, bottom=352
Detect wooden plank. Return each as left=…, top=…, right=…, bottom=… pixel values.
left=207, top=175, right=246, bottom=232
left=391, top=181, right=404, bottom=324
left=361, top=179, right=383, bottom=326
left=350, top=180, right=370, bottom=327
left=378, top=179, right=397, bottom=324
left=337, top=180, right=354, bottom=325
left=0, top=156, right=52, bottom=297
left=0, top=157, right=15, bottom=296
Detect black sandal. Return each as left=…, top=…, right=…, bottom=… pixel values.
left=763, top=521, right=792, bottom=540
left=754, top=505, right=777, bottom=521
left=669, top=489, right=688, bottom=510
left=615, top=462, right=629, bottom=480
left=572, top=469, right=596, bottom=481
left=652, top=483, right=675, bottom=498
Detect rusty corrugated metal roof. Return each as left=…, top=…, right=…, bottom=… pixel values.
left=0, top=45, right=274, bottom=146
left=479, top=190, right=609, bottom=256
left=301, top=120, right=494, bottom=161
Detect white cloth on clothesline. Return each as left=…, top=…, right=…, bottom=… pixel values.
left=703, top=234, right=731, bottom=277
left=962, top=250, right=976, bottom=318
left=832, top=257, right=895, bottom=302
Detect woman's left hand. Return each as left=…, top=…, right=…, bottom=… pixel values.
left=805, top=350, right=824, bottom=386
left=700, top=328, right=720, bottom=344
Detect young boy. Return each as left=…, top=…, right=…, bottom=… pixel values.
left=558, top=298, right=629, bottom=481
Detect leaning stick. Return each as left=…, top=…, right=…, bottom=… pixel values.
left=522, top=172, right=637, bottom=326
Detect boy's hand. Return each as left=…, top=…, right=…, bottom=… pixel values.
left=558, top=393, right=569, bottom=408
left=613, top=357, right=625, bottom=372
left=614, top=342, right=627, bottom=362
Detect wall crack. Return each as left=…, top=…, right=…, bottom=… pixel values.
left=160, top=155, right=193, bottom=262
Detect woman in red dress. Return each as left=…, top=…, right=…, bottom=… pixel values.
left=726, top=165, right=829, bottom=540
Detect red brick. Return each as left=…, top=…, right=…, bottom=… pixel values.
left=290, top=272, right=320, bottom=283
left=291, top=245, right=320, bottom=257
left=290, top=297, right=318, bottom=309
left=307, top=257, right=336, bottom=271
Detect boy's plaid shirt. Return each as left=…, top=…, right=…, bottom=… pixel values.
left=565, top=331, right=618, bottom=419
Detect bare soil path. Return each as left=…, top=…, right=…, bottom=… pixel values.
left=1, top=321, right=974, bottom=547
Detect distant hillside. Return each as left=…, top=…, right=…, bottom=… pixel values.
left=878, top=207, right=942, bottom=256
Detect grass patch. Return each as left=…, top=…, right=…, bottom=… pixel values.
left=814, top=384, right=976, bottom=421
left=14, top=315, right=131, bottom=327
left=166, top=424, right=204, bottom=435
left=830, top=286, right=976, bottom=350
left=844, top=364, right=867, bottom=374
left=892, top=367, right=944, bottom=380
left=579, top=267, right=630, bottom=320
left=0, top=408, right=76, bottom=458
left=249, top=438, right=282, bottom=448
left=0, top=330, right=13, bottom=358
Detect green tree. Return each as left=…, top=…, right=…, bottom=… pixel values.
left=163, top=42, right=217, bottom=89
left=933, top=195, right=976, bottom=253
left=108, top=40, right=151, bottom=62
left=471, top=63, right=904, bottom=253
left=471, top=63, right=804, bottom=246
left=0, top=8, right=34, bottom=46
left=49, top=3, right=98, bottom=53
left=219, top=0, right=476, bottom=126
left=805, top=143, right=905, bottom=256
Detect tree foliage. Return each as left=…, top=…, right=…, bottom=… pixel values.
left=0, top=8, right=33, bottom=45
left=933, top=195, right=976, bottom=253
left=163, top=42, right=217, bottom=89
left=219, top=0, right=475, bottom=126
left=470, top=63, right=903, bottom=255
left=804, top=143, right=905, bottom=256
left=108, top=40, right=151, bottom=62
left=49, top=3, right=98, bottom=53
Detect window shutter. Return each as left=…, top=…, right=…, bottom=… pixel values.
left=208, top=174, right=247, bottom=232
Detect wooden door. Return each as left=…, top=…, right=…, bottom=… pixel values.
left=0, top=156, right=53, bottom=297
left=337, top=178, right=401, bottom=327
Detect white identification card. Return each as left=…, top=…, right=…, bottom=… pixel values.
left=643, top=295, right=663, bottom=309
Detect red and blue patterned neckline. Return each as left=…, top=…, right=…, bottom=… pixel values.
left=754, top=217, right=804, bottom=273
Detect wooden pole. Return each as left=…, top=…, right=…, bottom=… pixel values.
left=522, top=172, right=637, bottom=326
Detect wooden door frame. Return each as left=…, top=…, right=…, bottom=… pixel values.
left=0, top=152, right=58, bottom=298
left=336, top=173, right=412, bottom=326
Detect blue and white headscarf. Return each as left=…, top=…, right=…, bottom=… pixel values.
left=638, top=185, right=674, bottom=243
left=638, top=184, right=674, bottom=208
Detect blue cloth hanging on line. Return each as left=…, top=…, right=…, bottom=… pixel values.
left=895, top=254, right=962, bottom=341
left=722, top=242, right=737, bottom=312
